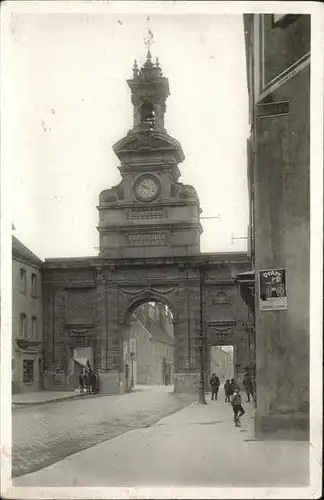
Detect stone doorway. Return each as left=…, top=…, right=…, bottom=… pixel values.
left=72, top=347, right=93, bottom=389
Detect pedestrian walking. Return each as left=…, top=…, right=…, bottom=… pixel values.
left=165, top=372, right=169, bottom=386
left=231, top=387, right=245, bottom=427
left=90, top=370, right=97, bottom=394
left=209, top=373, right=220, bottom=401
left=224, top=379, right=231, bottom=402
left=79, top=372, right=84, bottom=393
left=95, top=372, right=100, bottom=394
left=84, top=370, right=91, bottom=393
left=243, top=372, right=254, bottom=402
left=227, top=378, right=235, bottom=400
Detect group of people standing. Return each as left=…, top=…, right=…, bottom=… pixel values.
left=209, top=372, right=255, bottom=428
left=223, top=378, right=239, bottom=402
left=79, top=369, right=100, bottom=394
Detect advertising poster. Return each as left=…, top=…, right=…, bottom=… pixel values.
left=259, top=268, right=288, bottom=311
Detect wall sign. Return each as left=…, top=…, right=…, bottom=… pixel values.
left=128, top=207, right=162, bottom=220
left=259, top=268, right=288, bottom=311
left=128, top=232, right=166, bottom=246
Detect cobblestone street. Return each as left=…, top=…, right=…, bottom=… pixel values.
left=12, top=389, right=310, bottom=490
left=12, top=386, right=194, bottom=478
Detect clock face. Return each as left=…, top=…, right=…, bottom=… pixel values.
left=135, top=176, right=160, bottom=201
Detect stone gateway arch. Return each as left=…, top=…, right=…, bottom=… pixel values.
left=42, top=50, right=252, bottom=394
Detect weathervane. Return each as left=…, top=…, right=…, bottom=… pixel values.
left=144, top=16, right=154, bottom=59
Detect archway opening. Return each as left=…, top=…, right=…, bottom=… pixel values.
left=123, top=300, right=174, bottom=392
left=140, top=102, right=155, bottom=128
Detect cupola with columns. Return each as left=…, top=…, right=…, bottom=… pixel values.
left=128, top=51, right=169, bottom=133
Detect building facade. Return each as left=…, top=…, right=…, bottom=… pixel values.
left=210, top=346, right=234, bottom=382
left=243, top=14, right=310, bottom=439
left=123, top=302, right=174, bottom=390
left=132, top=302, right=174, bottom=386
left=12, top=237, right=43, bottom=393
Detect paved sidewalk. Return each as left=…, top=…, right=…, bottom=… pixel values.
left=12, top=389, right=88, bottom=406
left=13, top=396, right=309, bottom=488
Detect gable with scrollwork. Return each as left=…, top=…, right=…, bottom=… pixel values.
left=113, top=132, right=184, bottom=160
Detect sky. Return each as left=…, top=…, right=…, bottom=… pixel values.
left=8, top=11, right=249, bottom=259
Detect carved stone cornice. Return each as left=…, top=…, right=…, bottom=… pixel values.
left=97, top=199, right=200, bottom=210
left=68, top=327, right=93, bottom=335
left=62, top=282, right=97, bottom=290
left=66, top=322, right=94, bottom=329
left=41, top=252, right=251, bottom=271
left=119, top=285, right=176, bottom=296
left=208, top=320, right=236, bottom=333
left=97, top=222, right=203, bottom=232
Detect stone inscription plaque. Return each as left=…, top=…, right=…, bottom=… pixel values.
left=128, top=232, right=167, bottom=246
left=128, top=207, right=163, bottom=220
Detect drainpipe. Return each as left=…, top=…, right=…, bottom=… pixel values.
left=198, top=267, right=207, bottom=405
left=105, top=278, right=108, bottom=371
left=52, top=291, right=55, bottom=363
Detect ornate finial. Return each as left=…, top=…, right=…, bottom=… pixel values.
left=144, top=16, right=154, bottom=60
left=155, top=57, right=160, bottom=67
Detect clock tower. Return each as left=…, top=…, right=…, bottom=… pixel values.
left=98, top=49, right=202, bottom=258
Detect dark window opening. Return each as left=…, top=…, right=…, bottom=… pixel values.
left=113, top=355, right=120, bottom=366
left=20, top=268, right=27, bottom=294
left=31, top=273, right=38, bottom=297
left=140, top=103, right=155, bottom=127
left=23, top=359, right=34, bottom=383
left=20, top=313, right=27, bottom=338
left=32, top=316, right=38, bottom=339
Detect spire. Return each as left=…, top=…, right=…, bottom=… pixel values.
left=131, top=17, right=163, bottom=79
left=130, top=17, right=164, bottom=80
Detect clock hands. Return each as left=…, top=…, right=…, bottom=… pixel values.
left=135, top=176, right=159, bottom=200
left=140, top=182, right=157, bottom=196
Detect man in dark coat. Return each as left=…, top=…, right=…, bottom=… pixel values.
left=90, top=371, right=97, bottom=394
left=84, top=370, right=91, bottom=393
left=209, top=373, right=220, bottom=401
left=79, top=373, right=84, bottom=393
left=243, top=372, right=254, bottom=402
left=224, top=379, right=231, bottom=403
left=95, top=372, right=100, bottom=394
left=227, top=378, right=236, bottom=400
